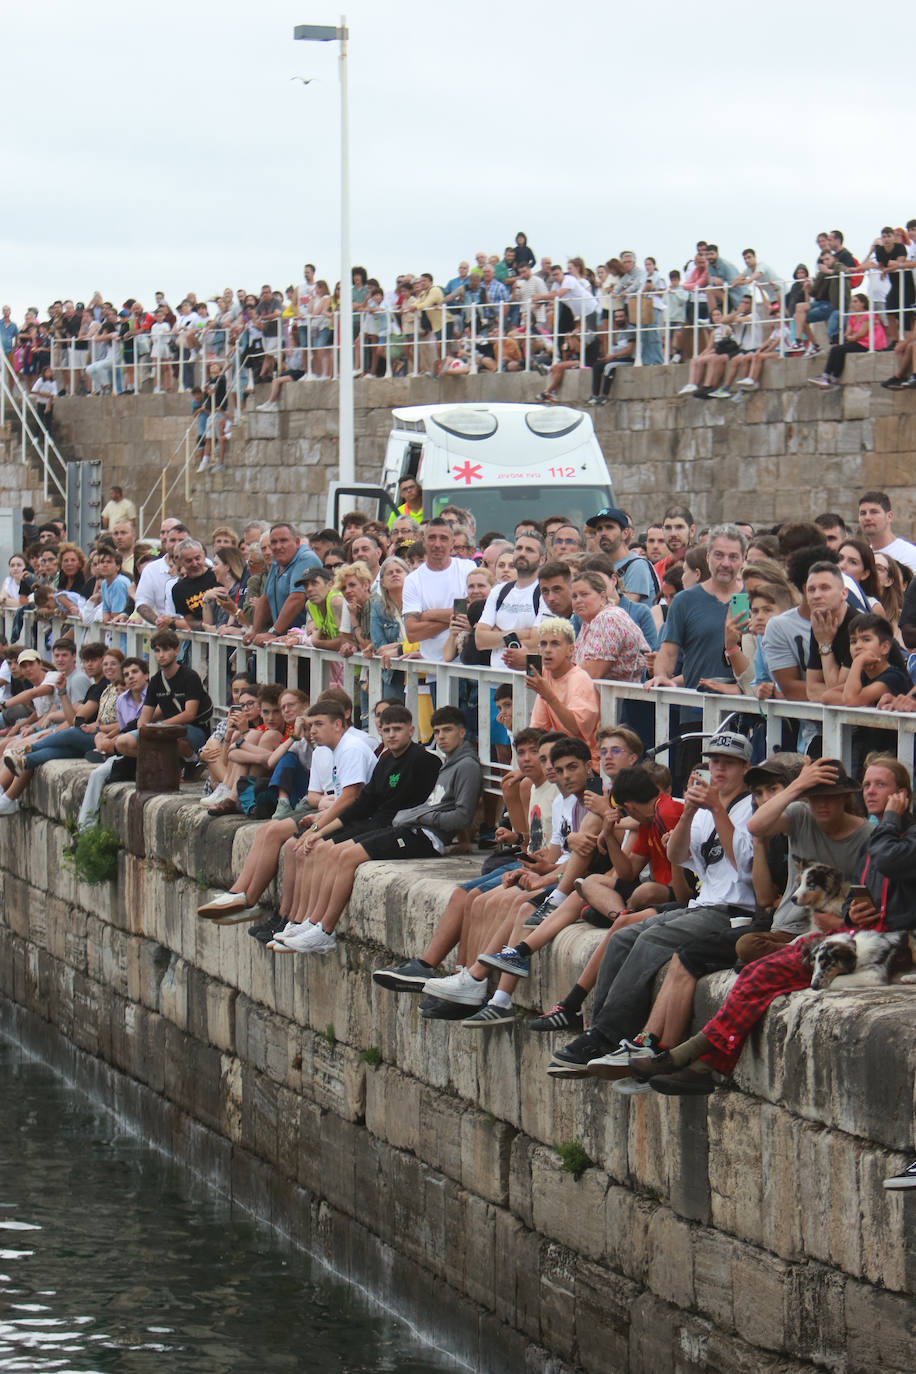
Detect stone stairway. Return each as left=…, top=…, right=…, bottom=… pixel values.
left=0, top=417, right=64, bottom=524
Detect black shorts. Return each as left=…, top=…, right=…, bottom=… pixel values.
left=329, top=821, right=381, bottom=846
left=357, top=824, right=441, bottom=862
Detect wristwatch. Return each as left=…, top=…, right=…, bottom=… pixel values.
left=819, top=642, right=834, bottom=654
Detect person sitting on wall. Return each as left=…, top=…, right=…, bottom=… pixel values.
left=113, top=629, right=212, bottom=773
left=266, top=706, right=482, bottom=955
left=256, top=705, right=443, bottom=951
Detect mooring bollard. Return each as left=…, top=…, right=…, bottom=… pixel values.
left=136, top=721, right=187, bottom=794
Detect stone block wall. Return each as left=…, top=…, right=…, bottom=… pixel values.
left=0, top=761, right=913, bottom=1373
left=50, top=354, right=916, bottom=540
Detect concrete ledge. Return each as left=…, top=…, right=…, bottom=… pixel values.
left=1, top=767, right=914, bottom=1371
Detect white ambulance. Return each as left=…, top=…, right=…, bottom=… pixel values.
left=326, top=402, right=616, bottom=532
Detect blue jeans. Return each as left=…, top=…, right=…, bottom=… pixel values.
left=25, top=727, right=96, bottom=770
left=640, top=311, right=664, bottom=366
left=270, top=752, right=310, bottom=804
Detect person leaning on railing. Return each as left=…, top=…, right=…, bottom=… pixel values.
left=201, top=546, right=246, bottom=633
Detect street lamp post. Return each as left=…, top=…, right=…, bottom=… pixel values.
left=294, top=17, right=354, bottom=485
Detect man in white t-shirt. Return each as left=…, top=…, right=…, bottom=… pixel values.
left=475, top=532, right=546, bottom=669
left=402, top=518, right=477, bottom=661
left=857, top=490, right=916, bottom=574
left=134, top=521, right=189, bottom=622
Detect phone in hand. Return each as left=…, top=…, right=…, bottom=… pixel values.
left=453, top=597, right=468, bottom=617
left=847, top=885, right=870, bottom=903
left=517, top=852, right=538, bottom=864
left=525, top=654, right=542, bottom=675
left=692, top=767, right=710, bottom=787
left=729, top=591, right=750, bottom=623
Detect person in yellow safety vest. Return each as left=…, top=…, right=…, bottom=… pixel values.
left=387, top=476, right=424, bottom=529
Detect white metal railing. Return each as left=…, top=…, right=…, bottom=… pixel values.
left=0, top=351, right=68, bottom=513
left=13, top=267, right=911, bottom=405
left=5, top=609, right=916, bottom=788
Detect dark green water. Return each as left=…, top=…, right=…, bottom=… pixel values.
left=0, top=1037, right=457, bottom=1373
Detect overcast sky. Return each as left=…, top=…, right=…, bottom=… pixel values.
left=3, top=0, right=910, bottom=319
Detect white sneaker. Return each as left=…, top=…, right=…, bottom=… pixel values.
left=268, top=921, right=310, bottom=951
left=197, top=889, right=250, bottom=917
left=256, top=400, right=278, bottom=413
left=276, top=922, right=327, bottom=952
left=3, top=747, right=30, bottom=777
left=0, top=794, right=20, bottom=815
left=301, top=927, right=337, bottom=955
left=196, top=456, right=209, bottom=473
left=709, top=388, right=731, bottom=399
left=678, top=382, right=697, bottom=395
left=736, top=377, right=756, bottom=388
left=804, top=342, right=821, bottom=357
left=422, top=966, right=488, bottom=1005
left=202, top=782, right=230, bottom=808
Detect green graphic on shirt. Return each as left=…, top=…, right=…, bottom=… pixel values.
left=388, top=772, right=401, bottom=788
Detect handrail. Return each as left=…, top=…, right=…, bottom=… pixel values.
left=6, top=609, right=916, bottom=785
left=136, top=337, right=246, bottom=539
left=0, top=351, right=68, bottom=514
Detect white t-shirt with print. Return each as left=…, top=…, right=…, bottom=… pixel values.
left=686, top=793, right=754, bottom=909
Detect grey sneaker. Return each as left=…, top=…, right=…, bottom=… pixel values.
left=273, top=799, right=295, bottom=822
left=523, top=897, right=558, bottom=928
left=462, top=1002, right=515, bottom=1028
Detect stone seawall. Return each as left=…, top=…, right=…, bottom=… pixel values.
left=50, top=353, right=916, bottom=538
left=1, top=763, right=914, bottom=1373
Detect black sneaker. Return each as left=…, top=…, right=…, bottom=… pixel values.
left=419, top=995, right=476, bottom=1021
left=249, top=911, right=284, bottom=944
left=881, top=376, right=904, bottom=389
left=547, top=1027, right=611, bottom=1075
left=372, top=958, right=433, bottom=992
left=529, top=1003, right=584, bottom=1033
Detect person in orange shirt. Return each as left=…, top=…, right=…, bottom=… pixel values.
left=527, top=617, right=600, bottom=767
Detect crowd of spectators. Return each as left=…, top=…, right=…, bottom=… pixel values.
left=5, top=222, right=916, bottom=425
left=2, top=480, right=915, bottom=1191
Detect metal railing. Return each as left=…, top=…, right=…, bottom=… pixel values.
left=5, top=609, right=916, bottom=788
left=11, top=268, right=911, bottom=405
left=0, top=351, right=68, bottom=515
left=135, top=339, right=246, bottom=539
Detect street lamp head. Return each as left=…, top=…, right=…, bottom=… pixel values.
left=294, top=23, right=347, bottom=41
